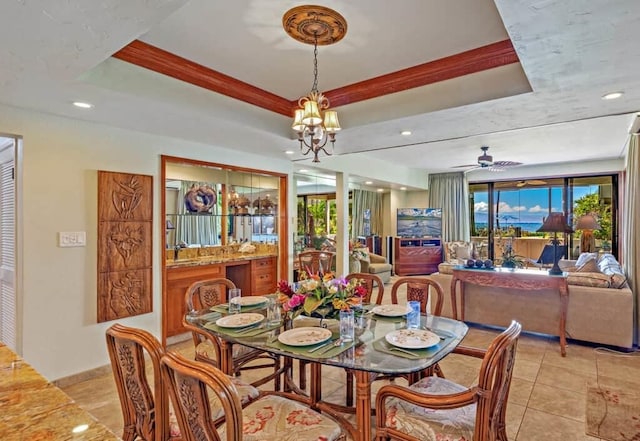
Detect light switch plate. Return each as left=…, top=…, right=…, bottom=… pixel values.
left=59, top=231, right=86, bottom=247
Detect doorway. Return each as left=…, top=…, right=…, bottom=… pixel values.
left=0, top=136, right=18, bottom=352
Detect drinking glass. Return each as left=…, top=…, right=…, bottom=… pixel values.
left=266, top=297, right=281, bottom=326
left=228, top=288, right=241, bottom=314
left=340, top=310, right=355, bottom=342
left=407, top=300, right=421, bottom=329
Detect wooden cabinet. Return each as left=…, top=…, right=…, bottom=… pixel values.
left=164, top=256, right=277, bottom=338
left=394, top=237, right=442, bottom=276
left=251, top=256, right=277, bottom=295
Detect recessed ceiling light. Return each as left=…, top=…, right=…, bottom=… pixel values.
left=284, top=150, right=295, bottom=155
left=602, top=92, right=623, bottom=100
left=72, top=101, right=93, bottom=109
left=299, top=169, right=308, bottom=173
left=365, top=181, right=373, bottom=185
left=400, top=187, right=407, bottom=190
left=377, top=188, right=384, bottom=192
left=400, top=130, right=412, bottom=136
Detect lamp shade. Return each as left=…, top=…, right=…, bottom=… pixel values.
left=576, top=214, right=600, bottom=231
left=323, top=110, right=341, bottom=132
left=302, top=99, right=322, bottom=125
left=536, top=212, right=573, bottom=233
left=292, top=109, right=306, bottom=132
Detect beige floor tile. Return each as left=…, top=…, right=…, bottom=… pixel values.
left=542, top=346, right=598, bottom=376
left=508, top=377, right=534, bottom=406
left=528, top=383, right=586, bottom=422
left=512, top=358, right=541, bottom=382
left=536, top=363, right=597, bottom=393
left=506, top=402, right=526, bottom=441
left=517, top=408, right=600, bottom=441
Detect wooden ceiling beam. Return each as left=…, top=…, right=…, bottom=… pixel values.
left=112, top=38, right=519, bottom=116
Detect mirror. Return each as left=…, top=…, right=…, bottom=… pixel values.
left=165, top=161, right=280, bottom=250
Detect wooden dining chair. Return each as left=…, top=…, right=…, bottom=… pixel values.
left=106, top=323, right=259, bottom=441
left=183, top=277, right=281, bottom=389
left=346, top=272, right=384, bottom=304
left=298, top=250, right=335, bottom=275
left=375, top=320, right=522, bottom=441
left=161, top=351, right=346, bottom=441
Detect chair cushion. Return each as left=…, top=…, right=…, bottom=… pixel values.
left=368, top=262, right=393, bottom=275
left=219, top=394, right=342, bottom=441
left=384, top=376, right=476, bottom=441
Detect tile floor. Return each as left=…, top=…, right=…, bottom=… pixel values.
left=61, top=285, right=640, bottom=440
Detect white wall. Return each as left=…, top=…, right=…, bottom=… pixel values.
left=0, top=103, right=293, bottom=380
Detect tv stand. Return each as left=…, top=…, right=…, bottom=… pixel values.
left=394, top=237, right=442, bottom=275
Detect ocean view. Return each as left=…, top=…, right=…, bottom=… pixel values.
left=474, top=222, right=543, bottom=233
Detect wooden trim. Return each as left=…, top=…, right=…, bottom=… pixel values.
left=113, top=39, right=518, bottom=114
left=112, top=40, right=294, bottom=117
left=324, top=40, right=520, bottom=107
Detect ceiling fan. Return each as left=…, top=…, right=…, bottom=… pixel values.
left=516, top=179, right=547, bottom=187
left=452, top=146, right=522, bottom=172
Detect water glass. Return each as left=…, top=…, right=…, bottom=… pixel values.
left=228, top=288, right=241, bottom=314
left=266, top=297, right=281, bottom=326
left=407, top=300, right=421, bottom=329
left=339, top=310, right=355, bottom=342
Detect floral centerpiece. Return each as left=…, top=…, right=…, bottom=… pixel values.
left=498, top=238, right=524, bottom=268
left=276, top=271, right=367, bottom=320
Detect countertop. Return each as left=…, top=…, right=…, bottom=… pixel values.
left=166, top=252, right=277, bottom=268
left=0, top=343, right=121, bottom=440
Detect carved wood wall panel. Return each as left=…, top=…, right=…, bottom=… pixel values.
left=98, top=171, right=153, bottom=322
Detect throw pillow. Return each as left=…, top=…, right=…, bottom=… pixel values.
left=597, top=253, right=627, bottom=288
left=576, top=252, right=599, bottom=273
left=454, top=244, right=473, bottom=260
left=558, top=259, right=578, bottom=272
left=566, top=272, right=611, bottom=288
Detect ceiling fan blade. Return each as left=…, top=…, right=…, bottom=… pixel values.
left=451, top=164, right=478, bottom=169
left=527, top=179, right=547, bottom=185
left=492, top=160, right=522, bottom=167
left=516, top=181, right=526, bottom=187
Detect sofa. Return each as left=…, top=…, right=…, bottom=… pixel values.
left=430, top=244, right=633, bottom=349
left=360, top=252, right=393, bottom=284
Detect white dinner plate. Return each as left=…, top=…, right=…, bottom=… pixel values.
left=371, top=304, right=411, bottom=317
left=385, top=329, right=441, bottom=349
left=230, top=295, right=269, bottom=307
left=278, top=327, right=333, bottom=347
left=215, top=313, right=264, bottom=328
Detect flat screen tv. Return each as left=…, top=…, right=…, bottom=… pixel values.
left=397, top=208, right=442, bottom=237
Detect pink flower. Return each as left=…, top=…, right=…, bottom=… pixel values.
left=284, top=293, right=305, bottom=311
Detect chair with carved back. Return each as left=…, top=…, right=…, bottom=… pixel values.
left=183, top=277, right=281, bottom=389
left=375, top=320, right=522, bottom=441
left=160, top=351, right=346, bottom=441
left=298, top=250, right=335, bottom=276
left=105, top=323, right=259, bottom=441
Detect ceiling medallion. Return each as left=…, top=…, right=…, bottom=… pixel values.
left=283, top=5, right=347, bottom=163
left=282, top=5, right=347, bottom=46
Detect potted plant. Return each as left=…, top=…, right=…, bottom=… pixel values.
left=498, top=238, right=524, bottom=269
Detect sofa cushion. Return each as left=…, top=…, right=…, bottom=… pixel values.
left=566, top=272, right=611, bottom=288
left=598, top=254, right=627, bottom=288
left=443, top=241, right=476, bottom=263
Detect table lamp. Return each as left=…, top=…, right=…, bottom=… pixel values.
left=536, top=212, right=573, bottom=275
left=576, top=214, right=600, bottom=253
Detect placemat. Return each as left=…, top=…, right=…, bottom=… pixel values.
left=210, top=302, right=267, bottom=314
left=267, top=335, right=355, bottom=359
left=203, top=321, right=282, bottom=338
left=369, top=314, right=407, bottom=323
left=372, top=332, right=455, bottom=360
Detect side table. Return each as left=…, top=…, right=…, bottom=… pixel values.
left=451, top=267, right=569, bottom=356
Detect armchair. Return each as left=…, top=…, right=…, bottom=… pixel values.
left=359, top=252, right=393, bottom=283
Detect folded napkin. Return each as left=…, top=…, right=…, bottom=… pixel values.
left=373, top=331, right=455, bottom=360
left=267, top=336, right=354, bottom=359
left=203, top=321, right=281, bottom=338
left=210, top=302, right=267, bottom=314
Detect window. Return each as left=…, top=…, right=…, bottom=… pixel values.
left=469, top=175, right=617, bottom=262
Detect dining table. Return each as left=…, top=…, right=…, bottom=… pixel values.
left=186, top=301, right=469, bottom=441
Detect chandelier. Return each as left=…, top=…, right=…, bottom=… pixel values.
left=283, top=6, right=347, bottom=162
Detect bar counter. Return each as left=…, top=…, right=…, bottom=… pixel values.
left=0, top=342, right=120, bottom=440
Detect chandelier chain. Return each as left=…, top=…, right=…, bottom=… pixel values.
left=311, top=33, right=319, bottom=93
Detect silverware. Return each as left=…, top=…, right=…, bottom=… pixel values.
left=236, top=323, right=265, bottom=334
left=307, top=339, right=334, bottom=353
left=316, top=338, right=344, bottom=355
left=388, top=346, right=419, bottom=357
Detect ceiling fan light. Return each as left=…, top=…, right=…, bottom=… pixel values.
left=478, top=154, right=493, bottom=166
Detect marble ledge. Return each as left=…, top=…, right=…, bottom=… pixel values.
left=167, top=252, right=278, bottom=268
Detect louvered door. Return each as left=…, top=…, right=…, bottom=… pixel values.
left=0, top=143, right=16, bottom=351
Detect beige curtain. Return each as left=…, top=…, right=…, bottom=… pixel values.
left=352, top=189, right=383, bottom=239
left=622, top=134, right=640, bottom=345
left=428, top=172, right=470, bottom=242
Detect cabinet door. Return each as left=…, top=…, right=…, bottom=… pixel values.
left=251, top=257, right=277, bottom=295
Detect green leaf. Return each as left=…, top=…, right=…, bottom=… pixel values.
left=303, top=296, right=322, bottom=315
